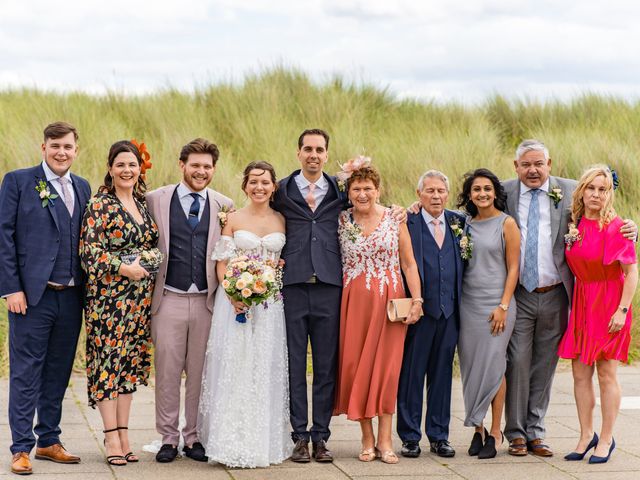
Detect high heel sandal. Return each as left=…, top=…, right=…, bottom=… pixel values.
left=375, top=447, right=399, bottom=464
left=564, top=433, right=598, bottom=461
left=117, top=427, right=139, bottom=463
left=103, top=428, right=127, bottom=466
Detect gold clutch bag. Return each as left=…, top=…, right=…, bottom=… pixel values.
left=387, top=298, right=413, bottom=322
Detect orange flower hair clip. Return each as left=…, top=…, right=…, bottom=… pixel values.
left=131, top=139, right=152, bottom=178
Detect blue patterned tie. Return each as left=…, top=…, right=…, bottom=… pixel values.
left=522, top=189, right=540, bottom=292
left=188, top=193, right=200, bottom=230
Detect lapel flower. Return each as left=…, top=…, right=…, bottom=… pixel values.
left=449, top=217, right=464, bottom=237
left=547, top=185, right=563, bottom=209
left=336, top=155, right=372, bottom=192
left=215, top=201, right=231, bottom=229
left=35, top=179, right=59, bottom=207
left=564, top=222, right=582, bottom=250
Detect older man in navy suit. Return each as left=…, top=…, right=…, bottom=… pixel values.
left=273, top=129, right=347, bottom=463
left=397, top=170, right=463, bottom=458
left=0, top=122, right=91, bottom=475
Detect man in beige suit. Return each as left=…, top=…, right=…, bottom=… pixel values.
left=146, top=138, right=233, bottom=463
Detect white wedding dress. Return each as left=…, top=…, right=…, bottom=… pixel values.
left=198, top=230, right=292, bottom=468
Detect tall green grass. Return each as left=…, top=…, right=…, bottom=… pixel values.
left=0, top=67, right=639, bottom=375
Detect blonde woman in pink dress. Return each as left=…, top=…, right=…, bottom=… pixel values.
left=558, top=165, right=637, bottom=464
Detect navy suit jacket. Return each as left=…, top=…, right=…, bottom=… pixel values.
left=273, top=170, right=348, bottom=287
left=407, top=209, right=465, bottom=320
left=0, top=164, right=91, bottom=306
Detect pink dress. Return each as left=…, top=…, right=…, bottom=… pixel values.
left=333, top=209, right=407, bottom=421
left=558, top=216, right=637, bottom=364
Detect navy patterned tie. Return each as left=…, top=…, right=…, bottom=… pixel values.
left=522, top=189, right=540, bottom=292
left=188, top=193, right=200, bottom=230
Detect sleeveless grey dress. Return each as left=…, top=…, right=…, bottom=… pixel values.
left=459, top=212, right=516, bottom=427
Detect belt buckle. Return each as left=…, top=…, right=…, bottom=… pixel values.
left=306, top=274, right=318, bottom=284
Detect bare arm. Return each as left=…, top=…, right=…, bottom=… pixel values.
left=489, top=216, right=521, bottom=335
left=398, top=223, right=423, bottom=325
left=609, top=263, right=638, bottom=333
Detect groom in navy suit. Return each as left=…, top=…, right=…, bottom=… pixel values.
left=0, top=122, right=91, bottom=475
left=397, top=170, right=464, bottom=458
left=273, top=129, right=347, bottom=463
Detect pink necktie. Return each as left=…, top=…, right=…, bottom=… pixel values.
left=432, top=219, right=444, bottom=249
left=305, top=183, right=317, bottom=211
left=58, top=177, right=74, bottom=215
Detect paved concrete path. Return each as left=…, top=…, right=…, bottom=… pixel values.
left=2, top=364, right=640, bottom=479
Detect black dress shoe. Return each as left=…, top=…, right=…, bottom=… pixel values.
left=468, top=428, right=488, bottom=456
left=290, top=439, right=310, bottom=463
left=401, top=441, right=421, bottom=458
left=183, top=442, right=208, bottom=462
left=156, top=444, right=179, bottom=463
left=312, top=440, right=334, bottom=463
left=430, top=440, right=455, bottom=458
left=478, top=432, right=503, bottom=459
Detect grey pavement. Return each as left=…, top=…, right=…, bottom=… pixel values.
left=2, top=364, right=640, bottom=479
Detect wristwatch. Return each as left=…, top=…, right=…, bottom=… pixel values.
left=619, top=305, right=629, bottom=314
left=498, top=303, right=509, bottom=311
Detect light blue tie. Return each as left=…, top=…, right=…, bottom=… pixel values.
left=522, top=189, right=540, bottom=292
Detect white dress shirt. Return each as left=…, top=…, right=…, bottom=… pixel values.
left=163, top=183, right=208, bottom=294
left=518, top=178, right=562, bottom=288
left=42, top=160, right=75, bottom=213
left=295, top=173, right=329, bottom=207
left=420, top=208, right=447, bottom=243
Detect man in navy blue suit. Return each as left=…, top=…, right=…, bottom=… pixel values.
left=0, top=122, right=91, bottom=475
left=397, top=170, right=464, bottom=458
left=272, top=129, right=347, bottom=463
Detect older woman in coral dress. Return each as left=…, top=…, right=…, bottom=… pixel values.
left=558, top=165, right=638, bottom=464
left=333, top=159, right=422, bottom=464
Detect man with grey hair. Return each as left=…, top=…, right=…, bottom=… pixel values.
left=503, top=139, right=636, bottom=457
left=397, top=170, right=464, bottom=459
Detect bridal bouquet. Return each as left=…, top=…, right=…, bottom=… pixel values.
left=221, top=255, right=283, bottom=323
left=120, top=248, right=164, bottom=274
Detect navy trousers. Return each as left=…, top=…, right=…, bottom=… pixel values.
left=8, top=287, right=83, bottom=454
left=397, top=312, right=459, bottom=443
left=283, top=282, right=341, bottom=443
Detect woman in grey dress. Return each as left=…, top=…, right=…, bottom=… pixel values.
left=457, top=169, right=520, bottom=459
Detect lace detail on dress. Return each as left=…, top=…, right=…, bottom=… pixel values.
left=198, top=229, right=291, bottom=468
left=338, top=209, right=401, bottom=296
left=211, top=235, right=236, bottom=261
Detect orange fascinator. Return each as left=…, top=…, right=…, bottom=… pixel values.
left=131, top=139, right=152, bottom=178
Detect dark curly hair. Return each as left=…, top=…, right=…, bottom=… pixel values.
left=456, top=168, right=506, bottom=216
left=99, top=140, right=147, bottom=201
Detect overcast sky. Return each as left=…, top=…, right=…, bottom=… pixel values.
left=1, top=0, right=639, bottom=103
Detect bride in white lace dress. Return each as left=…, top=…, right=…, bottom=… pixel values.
left=198, top=162, right=292, bottom=468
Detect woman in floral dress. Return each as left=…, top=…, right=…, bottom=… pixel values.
left=80, top=140, right=159, bottom=466
left=333, top=161, right=422, bottom=464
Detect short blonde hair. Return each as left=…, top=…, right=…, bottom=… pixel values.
left=571, top=164, right=616, bottom=228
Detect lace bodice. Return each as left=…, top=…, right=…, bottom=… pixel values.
left=212, top=230, right=286, bottom=262
left=338, top=209, right=401, bottom=295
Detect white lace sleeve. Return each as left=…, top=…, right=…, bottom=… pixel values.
left=211, top=235, right=236, bottom=261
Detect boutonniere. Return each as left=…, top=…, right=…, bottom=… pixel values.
left=547, top=185, right=563, bottom=209
left=564, top=223, right=582, bottom=250
left=217, top=204, right=231, bottom=229
left=337, top=179, right=346, bottom=192
left=449, top=218, right=464, bottom=237
left=35, top=179, right=58, bottom=207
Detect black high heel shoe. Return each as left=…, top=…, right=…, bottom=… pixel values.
left=103, top=428, right=127, bottom=466
left=589, top=438, right=615, bottom=464
left=478, top=432, right=503, bottom=459
left=117, top=426, right=139, bottom=463
left=468, top=428, right=489, bottom=456
left=564, top=433, right=598, bottom=461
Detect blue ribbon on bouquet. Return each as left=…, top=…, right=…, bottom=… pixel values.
left=235, top=312, right=247, bottom=324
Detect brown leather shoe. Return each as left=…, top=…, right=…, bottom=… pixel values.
left=312, top=440, right=334, bottom=463
left=527, top=438, right=553, bottom=457
left=35, top=444, right=81, bottom=464
left=11, top=452, right=32, bottom=475
left=508, top=438, right=528, bottom=456
left=290, top=439, right=311, bottom=463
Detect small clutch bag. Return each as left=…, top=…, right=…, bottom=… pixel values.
left=387, top=298, right=413, bottom=322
